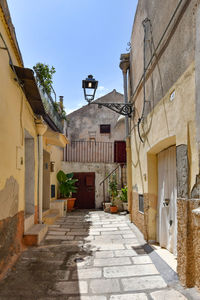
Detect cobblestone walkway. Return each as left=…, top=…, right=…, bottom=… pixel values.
left=0, top=210, right=199, bottom=299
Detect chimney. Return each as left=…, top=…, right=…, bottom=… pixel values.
left=59, top=96, right=64, bottom=110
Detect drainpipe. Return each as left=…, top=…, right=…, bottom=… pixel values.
left=35, top=119, right=47, bottom=224
left=119, top=53, right=133, bottom=216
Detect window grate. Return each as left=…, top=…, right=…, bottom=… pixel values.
left=139, top=194, right=144, bottom=213
left=100, top=124, right=111, bottom=134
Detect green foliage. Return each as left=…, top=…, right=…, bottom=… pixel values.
left=120, top=186, right=128, bottom=203
left=33, top=63, right=56, bottom=95
left=109, top=174, right=118, bottom=206
left=57, top=170, right=78, bottom=198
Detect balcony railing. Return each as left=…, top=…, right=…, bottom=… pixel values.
left=65, top=141, right=114, bottom=163
left=39, top=88, right=63, bottom=133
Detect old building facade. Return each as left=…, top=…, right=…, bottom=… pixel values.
left=127, top=0, right=200, bottom=289
left=62, top=90, right=126, bottom=209
left=0, top=0, right=68, bottom=276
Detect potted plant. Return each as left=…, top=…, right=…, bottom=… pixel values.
left=120, top=186, right=128, bottom=211
left=57, top=171, right=78, bottom=211
left=109, top=174, right=118, bottom=213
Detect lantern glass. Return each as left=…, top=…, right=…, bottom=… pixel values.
left=82, top=75, right=98, bottom=102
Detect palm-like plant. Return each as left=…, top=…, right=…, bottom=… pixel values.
left=57, top=171, right=78, bottom=198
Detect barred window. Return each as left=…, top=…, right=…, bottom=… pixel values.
left=100, top=124, right=110, bottom=134
left=139, top=194, right=144, bottom=213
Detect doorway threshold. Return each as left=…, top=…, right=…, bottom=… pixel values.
left=149, top=243, right=177, bottom=273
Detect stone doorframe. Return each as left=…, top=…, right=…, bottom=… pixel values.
left=146, top=137, right=189, bottom=242
left=24, top=130, right=35, bottom=216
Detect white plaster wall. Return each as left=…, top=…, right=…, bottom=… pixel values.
left=61, top=161, right=118, bottom=208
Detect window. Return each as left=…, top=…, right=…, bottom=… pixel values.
left=100, top=124, right=110, bottom=134
left=51, top=185, right=55, bottom=198
left=139, top=194, right=144, bottom=213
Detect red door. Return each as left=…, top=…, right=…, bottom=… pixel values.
left=114, top=141, right=126, bottom=163
left=72, top=172, right=95, bottom=209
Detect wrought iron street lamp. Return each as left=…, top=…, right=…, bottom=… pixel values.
left=82, top=74, right=133, bottom=118
left=82, top=75, right=98, bottom=102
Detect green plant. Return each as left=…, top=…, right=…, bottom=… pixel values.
left=120, top=186, right=128, bottom=203
left=109, top=174, right=118, bottom=206
left=33, top=63, right=56, bottom=95
left=57, top=171, right=78, bottom=198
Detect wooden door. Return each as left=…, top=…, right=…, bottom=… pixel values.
left=114, top=141, right=126, bottom=163
left=72, top=172, right=95, bottom=209
left=157, top=146, right=177, bottom=255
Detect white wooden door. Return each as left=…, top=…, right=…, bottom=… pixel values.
left=157, top=145, right=177, bottom=255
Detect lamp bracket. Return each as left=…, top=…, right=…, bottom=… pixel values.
left=90, top=102, right=134, bottom=118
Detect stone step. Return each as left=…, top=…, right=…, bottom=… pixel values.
left=24, top=214, right=34, bottom=232
left=24, top=224, right=48, bottom=246
left=43, top=209, right=60, bottom=225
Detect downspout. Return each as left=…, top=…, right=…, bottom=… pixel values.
left=35, top=119, right=47, bottom=224
left=119, top=53, right=133, bottom=217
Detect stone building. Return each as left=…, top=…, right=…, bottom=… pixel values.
left=62, top=90, right=126, bottom=209
left=125, top=0, right=200, bottom=289
left=0, top=0, right=68, bottom=277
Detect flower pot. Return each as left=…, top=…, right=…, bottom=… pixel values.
left=123, top=202, right=128, bottom=211
left=67, top=198, right=76, bottom=211
left=110, top=206, right=118, bottom=213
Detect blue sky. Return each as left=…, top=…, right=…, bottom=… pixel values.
left=7, top=0, right=137, bottom=114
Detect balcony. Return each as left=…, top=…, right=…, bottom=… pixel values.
left=66, top=141, right=114, bottom=163
left=39, top=88, right=64, bottom=133
left=65, top=140, right=126, bottom=164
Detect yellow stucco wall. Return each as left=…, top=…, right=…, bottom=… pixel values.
left=0, top=10, right=38, bottom=218
left=131, top=62, right=198, bottom=239
left=44, top=142, right=63, bottom=200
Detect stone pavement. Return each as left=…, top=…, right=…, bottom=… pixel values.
left=0, top=210, right=199, bottom=300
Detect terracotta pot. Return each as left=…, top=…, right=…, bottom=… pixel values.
left=67, top=198, right=76, bottom=211
left=110, top=206, right=118, bottom=213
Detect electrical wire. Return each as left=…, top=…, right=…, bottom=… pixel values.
left=136, top=0, right=185, bottom=143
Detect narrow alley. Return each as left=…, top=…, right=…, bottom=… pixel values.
left=0, top=210, right=198, bottom=300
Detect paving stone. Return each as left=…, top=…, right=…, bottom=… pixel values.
left=90, top=279, right=120, bottom=294
left=122, top=234, right=137, bottom=239
left=71, top=229, right=87, bottom=232
left=132, top=256, right=152, bottom=264
left=104, top=264, right=159, bottom=278
left=95, top=235, right=123, bottom=241
left=150, top=289, right=187, bottom=300
left=94, top=257, right=131, bottom=267
left=68, top=232, right=90, bottom=236
left=55, top=270, right=70, bottom=281
left=72, top=268, right=102, bottom=279
left=48, top=231, right=67, bottom=235
left=115, top=249, right=137, bottom=257
left=61, top=241, right=83, bottom=246
left=55, top=281, right=88, bottom=294
left=121, top=275, right=167, bottom=291
left=92, top=243, right=125, bottom=250
left=110, top=293, right=148, bottom=300
left=45, top=235, right=68, bottom=240
left=69, top=297, right=106, bottom=300
left=48, top=228, right=70, bottom=232
left=95, top=251, right=114, bottom=258
left=48, top=225, right=60, bottom=228
left=97, top=228, right=118, bottom=231
left=102, top=224, right=122, bottom=228
left=100, top=231, right=125, bottom=235
left=125, top=244, right=144, bottom=249
left=118, top=231, right=133, bottom=234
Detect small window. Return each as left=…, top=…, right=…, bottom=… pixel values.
left=100, top=124, right=110, bottom=134
left=51, top=185, right=55, bottom=198
left=139, top=194, right=144, bottom=213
